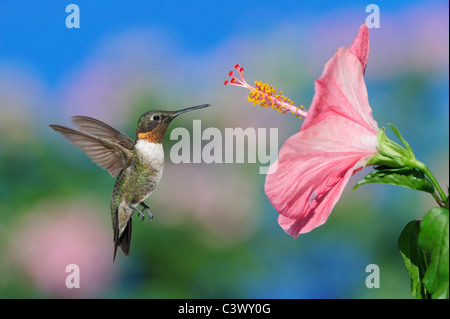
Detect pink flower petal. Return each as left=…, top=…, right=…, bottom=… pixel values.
left=264, top=25, right=378, bottom=238
left=348, top=24, right=370, bottom=73
left=266, top=116, right=377, bottom=233
left=273, top=153, right=370, bottom=237
left=302, top=46, right=378, bottom=133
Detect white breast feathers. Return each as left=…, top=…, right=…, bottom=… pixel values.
left=135, top=139, right=165, bottom=168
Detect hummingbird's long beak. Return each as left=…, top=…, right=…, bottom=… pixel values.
left=170, top=104, right=210, bottom=119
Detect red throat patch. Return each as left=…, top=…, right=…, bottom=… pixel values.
left=138, top=130, right=164, bottom=143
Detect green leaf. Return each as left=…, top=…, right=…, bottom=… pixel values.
left=353, top=167, right=434, bottom=193
left=398, top=220, right=429, bottom=299
left=418, top=207, right=449, bottom=299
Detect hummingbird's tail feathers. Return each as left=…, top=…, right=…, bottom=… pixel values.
left=113, top=209, right=120, bottom=262
left=71, top=116, right=135, bottom=150
left=113, top=237, right=119, bottom=262
left=118, top=219, right=132, bottom=257
left=112, top=208, right=132, bottom=261
left=49, top=124, right=135, bottom=178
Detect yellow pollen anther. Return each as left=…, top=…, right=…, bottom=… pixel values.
left=247, top=80, right=297, bottom=115
left=225, top=64, right=308, bottom=118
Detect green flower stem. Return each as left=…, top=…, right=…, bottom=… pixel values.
left=414, top=160, right=447, bottom=206
left=432, top=192, right=444, bottom=207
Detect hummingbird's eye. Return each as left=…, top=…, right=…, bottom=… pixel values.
left=152, top=115, right=160, bottom=121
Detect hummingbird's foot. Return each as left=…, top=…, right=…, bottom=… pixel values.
left=140, top=202, right=154, bottom=222
left=131, top=206, right=146, bottom=221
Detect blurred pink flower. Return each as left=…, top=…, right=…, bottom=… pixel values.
left=11, top=203, right=115, bottom=297
left=264, top=24, right=379, bottom=238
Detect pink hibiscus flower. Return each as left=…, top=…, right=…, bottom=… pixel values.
left=264, top=24, right=379, bottom=238
left=225, top=24, right=379, bottom=238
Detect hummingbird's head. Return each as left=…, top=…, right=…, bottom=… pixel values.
left=136, top=104, right=210, bottom=143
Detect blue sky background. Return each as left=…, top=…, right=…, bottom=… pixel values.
left=1, top=0, right=445, bottom=84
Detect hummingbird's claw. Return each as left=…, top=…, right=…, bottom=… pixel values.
left=131, top=203, right=153, bottom=222
left=131, top=206, right=145, bottom=221
left=146, top=209, right=154, bottom=222
left=140, top=202, right=154, bottom=222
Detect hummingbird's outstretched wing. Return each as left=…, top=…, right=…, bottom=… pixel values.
left=71, top=116, right=135, bottom=150
left=49, top=124, right=135, bottom=177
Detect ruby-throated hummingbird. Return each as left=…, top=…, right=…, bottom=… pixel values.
left=50, top=104, right=210, bottom=261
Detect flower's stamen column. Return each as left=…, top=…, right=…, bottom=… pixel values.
left=224, top=64, right=308, bottom=118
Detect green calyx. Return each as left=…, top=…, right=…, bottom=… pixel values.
left=364, top=124, right=448, bottom=207
left=367, top=124, right=419, bottom=169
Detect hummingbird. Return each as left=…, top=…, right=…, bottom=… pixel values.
left=49, top=104, right=210, bottom=261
